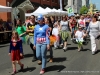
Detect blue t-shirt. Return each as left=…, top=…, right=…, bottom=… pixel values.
left=34, top=24, right=50, bottom=46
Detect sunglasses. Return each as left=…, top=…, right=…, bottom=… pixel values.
left=30, top=18, right=35, bottom=19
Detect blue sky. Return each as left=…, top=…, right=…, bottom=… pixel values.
left=91, top=0, right=100, bottom=9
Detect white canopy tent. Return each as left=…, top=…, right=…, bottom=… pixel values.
left=44, top=7, right=52, bottom=15
left=0, top=5, right=15, bottom=30
left=25, top=13, right=32, bottom=16
left=25, top=6, right=68, bottom=17
left=57, top=9, right=67, bottom=16
left=31, top=6, right=47, bottom=16
left=44, top=8, right=67, bottom=16
left=0, top=5, right=12, bottom=12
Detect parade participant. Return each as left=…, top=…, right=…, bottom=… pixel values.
left=33, top=14, right=50, bottom=74
left=87, top=16, right=100, bottom=55
left=15, top=19, right=26, bottom=43
left=25, top=17, right=30, bottom=26
left=69, top=16, right=77, bottom=40
left=60, top=15, right=69, bottom=52
left=26, top=15, right=37, bottom=62
left=44, top=17, right=53, bottom=63
left=50, top=16, right=55, bottom=25
left=9, top=31, right=24, bottom=75
left=85, top=15, right=91, bottom=30
left=78, top=15, right=86, bottom=29
left=75, top=26, right=86, bottom=52
left=52, top=22, right=60, bottom=49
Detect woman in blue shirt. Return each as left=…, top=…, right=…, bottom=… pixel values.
left=33, top=14, right=50, bottom=74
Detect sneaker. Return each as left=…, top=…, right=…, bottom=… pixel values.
left=78, top=48, right=81, bottom=52
left=49, top=58, right=53, bottom=63
left=18, top=64, right=24, bottom=72
left=54, top=47, right=58, bottom=50
left=11, top=70, right=16, bottom=75
left=40, top=69, right=45, bottom=74
left=60, top=43, right=63, bottom=46
left=92, top=51, right=95, bottom=55
left=71, top=38, right=73, bottom=40
left=38, top=60, right=42, bottom=65
left=63, top=47, right=67, bottom=52
left=32, top=58, right=37, bottom=62
left=21, top=64, right=24, bottom=70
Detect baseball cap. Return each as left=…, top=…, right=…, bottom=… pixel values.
left=37, top=14, right=44, bottom=21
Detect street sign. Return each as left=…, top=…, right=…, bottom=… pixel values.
left=67, top=7, right=73, bottom=14
left=67, top=7, right=74, bottom=16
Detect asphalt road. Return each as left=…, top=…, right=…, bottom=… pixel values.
left=0, top=38, right=100, bottom=75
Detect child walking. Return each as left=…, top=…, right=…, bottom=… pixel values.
left=52, top=22, right=60, bottom=49
left=75, top=26, right=86, bottom=52
left=9, top=31, right=24, bottom=75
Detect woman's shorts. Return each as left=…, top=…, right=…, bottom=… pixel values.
left=60, top=31, right=69, bottom=41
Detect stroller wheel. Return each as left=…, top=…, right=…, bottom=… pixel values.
left=72, top=39, right=77, bottom=44
left=83, top=41, right=88, bottom=45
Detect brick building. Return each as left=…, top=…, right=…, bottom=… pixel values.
left=0, top=0, right=13, bottom=21
left=0, top=0, right=64, bottom=21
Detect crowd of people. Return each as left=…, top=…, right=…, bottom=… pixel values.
left=0, top=18, right=12, bottom=42
left=6, top=12, right=100, bottom=75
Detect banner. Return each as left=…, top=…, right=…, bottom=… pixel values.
left=67, top=7, right=73, bottom=14
left=67, top=7, right=74, bottom=16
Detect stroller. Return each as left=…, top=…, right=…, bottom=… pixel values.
left=72, top=27, right=89, bottom=45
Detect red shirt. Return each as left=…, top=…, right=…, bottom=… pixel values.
left=70, top=19, right=76, bottom=27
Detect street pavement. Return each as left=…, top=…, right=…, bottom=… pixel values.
left=0, top=38, right=100, bottom=75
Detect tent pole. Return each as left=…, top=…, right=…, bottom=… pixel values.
left=11, top=8, right=14, bottom=30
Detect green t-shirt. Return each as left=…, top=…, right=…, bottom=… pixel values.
left=15, top=25, right=26, bottom=35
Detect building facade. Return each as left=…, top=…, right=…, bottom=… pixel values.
left=64, top=0, right=82, bottom=13
left=0, top=0, right=13, bottom=21
left=82, top=0, right=89, bottom=8
left=0, top=0, right=64, bottom=21
left=73, top=0, right=82, bottom=13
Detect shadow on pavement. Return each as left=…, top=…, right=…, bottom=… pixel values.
left=46, top=65, right=66, bottom=72
left=0, top=44, right=9, bottom=48
left=47, top=56, right=67, bottom=62
left=67, top=43, right=71, bottom=45
left=21, top=67, right=36, bottom=72
left=67, top=47, right=77, bottom=50
left=0, top=41, right=10, bottom=44
left=95, top=50, right=100, bottom=54
left=82, top=48, right=90, bottom=51
left=53, top=57, right=67, bottom=62
left=24, top=54, right=33, bottom=58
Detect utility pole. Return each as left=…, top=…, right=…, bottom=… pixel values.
left=60, top=0, right=63, bottom=10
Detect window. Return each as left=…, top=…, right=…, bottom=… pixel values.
left=64, top=0, right=68, bottom=5
left=58, top=0, right=60, bottom=3
left=52, top=0, right=54, bottom=2
left=55, top=0, right=58, bottom=3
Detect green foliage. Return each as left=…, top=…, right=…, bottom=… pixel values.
left=80, top=6, right=88, bottom=14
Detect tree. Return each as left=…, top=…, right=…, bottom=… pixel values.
left=80, top=6, right=88, bottom=14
